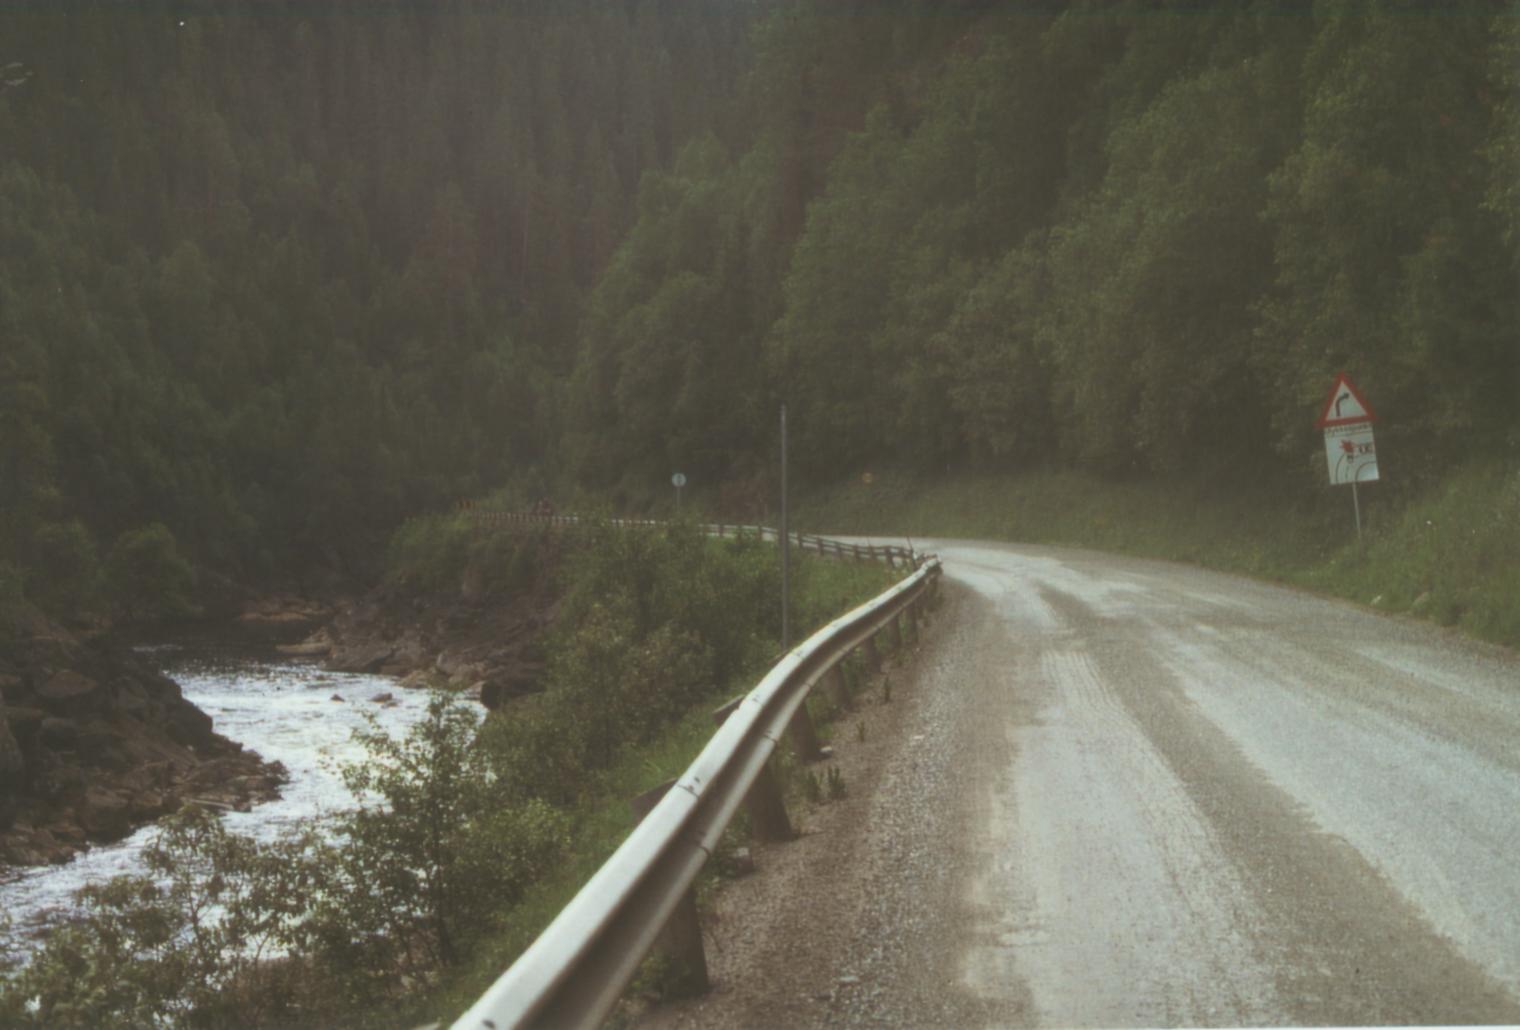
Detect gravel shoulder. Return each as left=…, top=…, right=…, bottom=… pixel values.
left=636, top=541, right=1520, bottom=1028
left=637, top=580, right=1020, bottom=1029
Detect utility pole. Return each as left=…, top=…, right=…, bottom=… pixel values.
left=780, top=404, right=790, bottom=652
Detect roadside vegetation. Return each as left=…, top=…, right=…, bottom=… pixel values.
left=5, top=4, right=1516, bottom=638
left=797, top=461, right=1520, bottom=651
left=0, top=519, right=897, bottom=1028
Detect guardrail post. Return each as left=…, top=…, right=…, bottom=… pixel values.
left=713, top=699, right=793, bottom=842
left=629, top=780, right=710, bottom=996
left=887, top=612, right=904, bottom=654
left=861, top=634, right=882, bottom=672
left=786, top=697, right=824, bottom=763
left=824, top=664, right=850, bottom=711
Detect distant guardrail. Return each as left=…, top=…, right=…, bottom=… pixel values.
left=451, top=517, right=940, bottom=1029
left=470, top=509, right=923, bottom=569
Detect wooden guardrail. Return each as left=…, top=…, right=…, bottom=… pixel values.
left=450, top=526, right=939, bottom=1029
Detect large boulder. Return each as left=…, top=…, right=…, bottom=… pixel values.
left=38, top=669, right=98, bottom=706
left=0, top=623, right=287, bottom=866
left=77, top=786, right=131, bottom=839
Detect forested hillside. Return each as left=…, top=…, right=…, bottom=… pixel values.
left=0, top=0, right=751, bottom=621
left=2, top=1, right=1516, bottom=626
left=575, top=0, right=1519, bottom=492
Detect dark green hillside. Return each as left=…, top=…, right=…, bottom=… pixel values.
left=0, top=0, right=752, bottom=623
left=3, top=0, right=1516, bottom=627
left=572, top=0, right=1518, bottom=504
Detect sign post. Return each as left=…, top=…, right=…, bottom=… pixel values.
left=671, top=472, right=687, bottom=512
left=1315, top=373, right=1379, bottom=540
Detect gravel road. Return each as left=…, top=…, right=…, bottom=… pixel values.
left=639, top=541, right=1520, bottom=1028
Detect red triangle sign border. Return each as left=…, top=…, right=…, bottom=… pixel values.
left=1315, top=372, right=1378, bottom=429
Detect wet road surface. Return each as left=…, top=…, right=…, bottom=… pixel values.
left=642, top=540, right=1520, bottom=1028
left=943, top=541, right=1520, bottom=1025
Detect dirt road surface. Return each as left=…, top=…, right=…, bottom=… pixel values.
left=639, top=541, right=1520, bottom=1028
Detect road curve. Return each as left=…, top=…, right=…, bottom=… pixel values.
left=644, top=540, right=1520, bottom=1027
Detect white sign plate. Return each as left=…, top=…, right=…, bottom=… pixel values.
left=671, top=473, right=687, bottom=488
left=1323, top=423, right=1379, bottom=485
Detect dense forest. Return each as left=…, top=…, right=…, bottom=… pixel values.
left=2, top=0, right=1516, bottom=625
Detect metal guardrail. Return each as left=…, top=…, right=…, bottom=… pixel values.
left=451, top=543, right=941, bottom=1030
left=470, top=509, right=922, bottom=569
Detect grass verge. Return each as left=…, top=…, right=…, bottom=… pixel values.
left=796, top=462, right=1520, bottom=651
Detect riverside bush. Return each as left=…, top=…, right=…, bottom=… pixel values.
left=385, top=514, right=550, bottom=598
left=0, top=809, right=324, bottom=1028
left=106, top=523, right=199, bottom=623
left=1, top=518, right=900, bottom=1027
left=0, top=691, right=567, bottom=1028
left=314, top=693, right=567, bottom=992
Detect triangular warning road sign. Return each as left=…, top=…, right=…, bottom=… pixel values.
left=1315, top=372, right=1377, bottom=428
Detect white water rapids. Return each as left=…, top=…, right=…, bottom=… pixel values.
left=0, top=640, right=434, bottom=964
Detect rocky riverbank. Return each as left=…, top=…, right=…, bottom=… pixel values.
left=276, top=558, right=562, bottom=711
left=0, top=618, right=286, bottom=868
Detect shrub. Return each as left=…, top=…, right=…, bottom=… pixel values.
left=0, top=691, right=569, bottom=1027
left=106, top=523, right=199, bottom=622
left=30, top=520, right=100, bottom=616
left=0, top=809, right=325, bottom=1028
left=313, top=691, right=567, bottom=997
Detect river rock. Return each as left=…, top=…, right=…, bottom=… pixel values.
left=328, top=638, right=396, bottom=675
left=236, top=596, right=334, bottom=635
left=38, top=717, right=80, bottom=748
left=479, top=670, right=541, bottom=710
left=38, top=670, right=98, bottom=705
left=369, top=692, right=394, bottom=704
left=77, top=787, right=131, bottom=839
left=277, top=640, right=332, bottom=658
left=167, top=702, right=215, bottom=747
left=0, top=619, right=288, bottom=867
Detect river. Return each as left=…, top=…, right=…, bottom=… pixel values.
left=0, top=637, right=435, bottom=964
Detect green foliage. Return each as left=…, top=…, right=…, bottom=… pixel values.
left=30, top=520, right=101, bottom=616
left=1298, top=462, right=1520, bottom=646
left=800, top=461, right=1520, bottom=651
left=573, top=1, right=1518, bottom=511
left=106, top=522, right=198, bottom=622
left=321, top=692, right=568, bottom=989
left=2, top=808, right=324, bottom=1028
left=482, top=521, right=785, bottom=803
left=0, top=691, right=569, bottom=1027
left=384, top=515, right=548, bottom=599
left=5, top=0, right=1516, bottom=623
left=826, top=765, right=847, bottom=801
left=0, top=2, right=754, bottom=619
left=1485, top=4, right=1520, bottom=250
left=1, top=515, right=906, bottom=1026
left=1258, top=6, right=1518, bottom=478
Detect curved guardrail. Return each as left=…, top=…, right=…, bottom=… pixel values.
left=452, top=553, right=941, bottom=1029
left=469, top=509, right=922, bottom=569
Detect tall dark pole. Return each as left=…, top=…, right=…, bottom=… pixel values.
left=781, top=404, right=790, bottom=652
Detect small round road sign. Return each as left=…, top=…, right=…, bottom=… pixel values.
left=672, top=473, right=687, bottom=488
